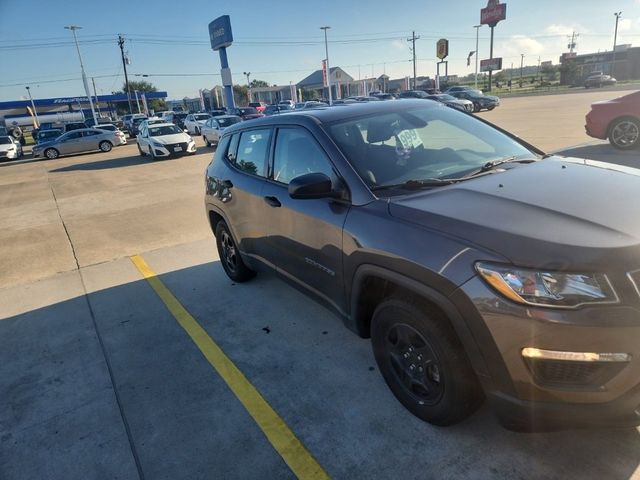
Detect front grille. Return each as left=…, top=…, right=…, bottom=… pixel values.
left=628, top=270, right=640, bottom=297
left=525, top=358, right=627, bottom=389
left=0, top=151, right=7, bottom=158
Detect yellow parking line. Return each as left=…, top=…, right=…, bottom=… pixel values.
left=129, top=255, right=330, bottom=480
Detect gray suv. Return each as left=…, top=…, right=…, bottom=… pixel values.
left=205, top=100, right=640, bottom=430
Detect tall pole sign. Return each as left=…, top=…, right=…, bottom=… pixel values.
left=209, top=15, right=235, bottom=110
left=480, top=0, right=507, bottom=92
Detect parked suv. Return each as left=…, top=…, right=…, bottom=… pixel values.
left=205, top=100, right=640, bottom=430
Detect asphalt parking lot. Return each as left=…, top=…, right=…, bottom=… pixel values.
left=2, top=89, right=640, bottom=480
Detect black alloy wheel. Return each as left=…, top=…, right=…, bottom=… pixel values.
left=215, top=221, right=255, bottom=282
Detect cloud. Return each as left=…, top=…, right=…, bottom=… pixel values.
left=618, top=18, right=632, bottom=31
left=390, top=39, right=405, bottom=50
left=500, top=35, right=544, bottom=58
left=545, top=24, right=575, bottom=36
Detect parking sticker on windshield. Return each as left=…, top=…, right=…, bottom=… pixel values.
left=396, top=129, right=423, bottom=149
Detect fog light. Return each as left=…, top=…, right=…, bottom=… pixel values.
left=522, top=348, right=631, bottom=363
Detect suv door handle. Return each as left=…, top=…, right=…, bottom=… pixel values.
left=264, top=196, right=281, bottom=207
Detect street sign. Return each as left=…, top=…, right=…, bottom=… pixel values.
left=480, top=57, right=503, bottom=72
left=208, top=15, right=233, bottom=51
left=480, top=0, right=507, bottom=26
left=436, top=39, right=449, bottom=60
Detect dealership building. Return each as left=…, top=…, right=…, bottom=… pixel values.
left=560, top=45, right=640, bottom=83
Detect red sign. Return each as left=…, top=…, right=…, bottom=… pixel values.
left=481, top=0, right=506, bottom=26
left=480, top=57, right=503, bottom=72
left=436, top=39, right=449, bottom=60
left=322, top=60, right=328, bottom=87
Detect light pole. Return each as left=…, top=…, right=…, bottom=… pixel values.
left=520, top=54, right=525, bottom=88
left=613, top=12, right=622, bottom=77
left=474, top=25, right=482, bottom=89
left=64, top=25, right=97, bottom=123
left=25, top=86, right=40, bottom=128
left=243, top=71, right=251, bottom=103
left=320, top=26, right=332, bottom=105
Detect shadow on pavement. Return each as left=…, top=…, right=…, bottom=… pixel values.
left=2, top=260, right=640, bottom=479
left=49, top=154, right=180, bottom=172
left=555, top=143, right=640, bottom=167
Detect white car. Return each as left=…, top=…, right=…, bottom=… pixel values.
left=138, top=117, right=166, bottom=132
left=201, top=115, right=242, bottom=147
left=183, top=113, right=212, bottom=135
left=0, top=135, right=23, bottom=160
left=95, top=124, right=127, bottom=145
left=136, top=122, right=196, bottom=159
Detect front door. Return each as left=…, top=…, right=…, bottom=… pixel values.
left=58, top=131, right=84, bottom=154
left=261, top=126, right=350, bottom=312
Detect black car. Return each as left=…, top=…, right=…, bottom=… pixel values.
left=205, top=100, right=640, bottom=431
left=398, top=90, right=429, bottom=99
left=448, top=89, right=499, bottom=112
left=584, top=72, right=617, bottom=89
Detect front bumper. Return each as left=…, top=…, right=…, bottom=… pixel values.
left=0, top=150, right=19, bottom=160
left=456, top=276, right=640, bottom=429
left=150, top=141, right=197, bottom=157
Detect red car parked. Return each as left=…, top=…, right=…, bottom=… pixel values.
left=585, top=90, right=640, bottom=149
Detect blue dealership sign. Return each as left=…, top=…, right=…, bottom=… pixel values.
left=208, top=15, right=233, bottom=51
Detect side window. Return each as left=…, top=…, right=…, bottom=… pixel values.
left=227, top=134, right=240, bottom=162
left=233, top=129, right=271, bottom=177
left=82, top=130, right=99, bottom=137
left=272, top=128, right=334, bottom=185
left=65, top=132, right=82, bottom=140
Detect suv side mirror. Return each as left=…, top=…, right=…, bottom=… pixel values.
left=288, top=173, right=340, bottom=200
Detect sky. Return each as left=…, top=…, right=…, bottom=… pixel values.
left=1, top=0, right=639, bottom=102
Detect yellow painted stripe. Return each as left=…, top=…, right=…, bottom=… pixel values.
left=130, top=255, right=330, bottom=480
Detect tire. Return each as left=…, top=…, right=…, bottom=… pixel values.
left=203, top=135, right=211, bottom=147
left=608, top=117, right=640, bottom=150
left=487, top=106, right=495, bottom=111
left=215, top=221, right=255, bottom=282
left=99, top=141, right=112, bottom=152
left=371, top=296, right=483, bottom=426
left=195, top=126, right=201, bottom=135
left=137, top=143, right=147, bottom=156
left=44, top=148, right=59, bottom=159
left=473, top=102, right=481, bottom=113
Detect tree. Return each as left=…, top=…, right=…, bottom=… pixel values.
left=119, top=80, right=166, bottom=114
left=233, top=85, right=248, bottom=105
left=250, top=79, right=269, bottom=88
left=559, top=61, right=578, bottom=85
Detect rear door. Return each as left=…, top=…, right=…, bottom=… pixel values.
left=81, top=130, right=102, bottom=151
left=58, top=131, right=84, bottom=154
left=261, top=126, right=350, bottom=312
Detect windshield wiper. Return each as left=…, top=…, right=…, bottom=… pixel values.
left=371, top=178, right=456, bottom=192
left=460, top=156, right=537, bottom=179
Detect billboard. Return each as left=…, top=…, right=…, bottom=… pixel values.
left=480, top=57, right=503, bottom=72
left=208, top=15, right=233, bottom=51
left=481, top=0, right=507, bottom=26
left=436, top=39, right=449, bottom=60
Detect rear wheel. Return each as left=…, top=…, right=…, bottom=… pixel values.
left=609, top=117, right=640, bottom=150
left=99, top=141, right=112, bottom=152
left=215, top=221, right=255, bottom=282
left=44, top=148, right=59, bottom=159
left=371, top=296, right=483, bottom=426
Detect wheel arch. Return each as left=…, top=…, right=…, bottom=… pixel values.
left=607, top=115, right=640, bottom=135
left=349, top=264, right=489, bottom=377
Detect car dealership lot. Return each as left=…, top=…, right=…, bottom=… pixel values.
left=2, top=90, right=640, bottom=480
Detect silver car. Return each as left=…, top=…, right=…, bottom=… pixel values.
left=201, top=115, right=241, bottom=147
left=32, top=128, right=121, bottom=159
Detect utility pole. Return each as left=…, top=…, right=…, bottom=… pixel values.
left=65, top=25, right=97, bottom=122
left=474, top=25, right=482, bottom=89
left=567, top=31, right=579, bottom=53
left=91, top=77, right=102, bottom=117
left=320, top=26, right=332, bottom=105
left=613, top=12, right=622, bottom=77
left=520, top=54, right=524, bottom=87
left=117, top=34, right=133, bottom=114
left=243, top=71, right=251, bottom=103
left=407, top=31, right=420, bottom=89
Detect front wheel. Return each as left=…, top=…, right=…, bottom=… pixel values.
left=473, top=102, right=481, bottom=113
left=203, top=135, right=211, bottom=147
left=99, top=141, right=112, bottom=152
left=215, top=221, right=255, bottom=282
left=137, top=143, right=147, bottom=156
left=487, top=106, right=495, bottom=111
left=195, top=126, right=201, bottom=135
left=371, top=296, right=483, bottom=426
left=44, top=148, right=59, bottom=159
left=609, top=117, right=640, bottom=150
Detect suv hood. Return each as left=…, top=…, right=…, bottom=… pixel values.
left=388, top=156, right=640, bottom=271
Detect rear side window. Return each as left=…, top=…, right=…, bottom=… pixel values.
left=232, top=129, right=272, bottom=177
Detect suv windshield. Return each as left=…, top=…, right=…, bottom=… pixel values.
left=149, top=125, right=183, bottom=136
left=0, top=136, right=12, bottom=144
left=328, top=106, right=537, bottom=190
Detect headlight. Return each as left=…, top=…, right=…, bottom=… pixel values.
left=151, top=141, right=163, bottom=147
left=475, top=263, right=618, bottom=308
